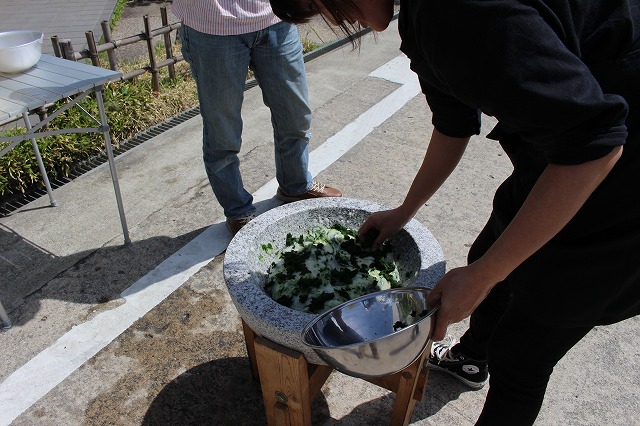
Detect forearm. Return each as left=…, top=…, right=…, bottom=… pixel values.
left=399, top=129, right=469, bottom=217
left=472, top=145, right=623, bottom=286
left=358, top=129, right=469, bottom=247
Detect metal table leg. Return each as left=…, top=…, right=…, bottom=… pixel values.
left=22, top=112, right=58, bottom=207
left=95, top=89, right=131, bottom=246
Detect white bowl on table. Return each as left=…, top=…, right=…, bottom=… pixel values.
left=0, top=30, right=44, bottom=73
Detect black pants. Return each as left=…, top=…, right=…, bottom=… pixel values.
left=460, top=43, right=640, bottom=425
left=458, top=217, right=593, bottom=426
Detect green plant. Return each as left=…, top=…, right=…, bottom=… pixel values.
left=301, top=38, right=320, bottom=54
left=302, top=24, right=327, bottom=46
left=111, top=0, right=128, bottom=30
left=0, top=61, right=198, bottom=199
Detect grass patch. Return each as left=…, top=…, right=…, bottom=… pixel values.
left=0, top=55, right=198, bottom=199
left=111, top=0, right=128, bottom=29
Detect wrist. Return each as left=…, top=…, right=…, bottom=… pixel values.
left=467, top=257, right=508, bottom=291
left=396, top=202, right=420, bottom=222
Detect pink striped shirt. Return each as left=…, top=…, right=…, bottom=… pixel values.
left=172, top=0, right=281, bottom=35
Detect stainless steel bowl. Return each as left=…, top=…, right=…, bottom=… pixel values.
left=0, top=30, right=43, bottom=73
left=302, top=287, right=438, bottom=378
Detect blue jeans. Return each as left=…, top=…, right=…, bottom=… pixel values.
left=180, top=22, right=313, bottom=219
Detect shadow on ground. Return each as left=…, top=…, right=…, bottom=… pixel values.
left=0, top=224, right=209, bottom=326
left=138, top=353, right=476, bottom=425
left=142, top=357, right=269, bottom=426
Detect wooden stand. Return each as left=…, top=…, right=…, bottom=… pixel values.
left=242, top=320, right=431, bottom=426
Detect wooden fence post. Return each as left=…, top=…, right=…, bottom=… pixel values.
left=144, top=15, right=160, bottom=92
left=35, top=106, right=48, bottom=128
left=51, top=35, right=62, bottom=58
left=50, top=15, right=185, bottom=89
left=85, top=31, right=101, bottom=67
left=101, top=20, right=119, bottom=71
left=59, top=40, right=77, bottom=61
left=161, top=6, right=176, bottom=80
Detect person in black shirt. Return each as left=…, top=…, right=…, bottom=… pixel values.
left=269, top=0, right=640, bottom=424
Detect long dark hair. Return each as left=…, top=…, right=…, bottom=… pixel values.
left=269, top=0, right=363, bottom=45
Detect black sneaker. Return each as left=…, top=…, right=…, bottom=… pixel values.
left=427, top=336, right=489, bottom=389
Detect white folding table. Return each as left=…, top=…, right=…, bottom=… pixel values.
left=0, top=55, right=131, bottom=329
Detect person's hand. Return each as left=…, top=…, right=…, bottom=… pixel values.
left=358, top=207, right=412, bottom=250
left=426, top=264, right=496, bottom=341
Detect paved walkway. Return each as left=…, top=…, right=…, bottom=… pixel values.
left=0, top=0, right=119, bottom=54
left=1, top=8, right=640, bottom=426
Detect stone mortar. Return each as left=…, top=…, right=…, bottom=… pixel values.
left=223, top=197, right=445, bottom=365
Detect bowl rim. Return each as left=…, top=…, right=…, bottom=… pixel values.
left=301, top=286, right=439, bottom=350
left=0, top=30, right=44, bottom=51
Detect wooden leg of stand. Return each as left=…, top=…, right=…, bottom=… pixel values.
left=412, top=341, right=432, bottom=402
left=242, top=320, right=429, bottom=426
left=308, top=364, right=333, bottom=400
left=242, top=319, right=260, bottom=380
left=411, top=363, right=430, bottom=402
left=254, top=336, right=313, bottom=426
left=389, top=349, right=430, bottom=426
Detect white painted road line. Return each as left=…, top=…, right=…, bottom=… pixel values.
left=0, top=54, right=419, bottom=426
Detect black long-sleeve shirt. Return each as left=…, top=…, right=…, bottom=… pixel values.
left=398, top=0, right=640, bottom=325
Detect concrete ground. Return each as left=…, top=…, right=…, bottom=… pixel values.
left=1, top=17, right=639, bottom=426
